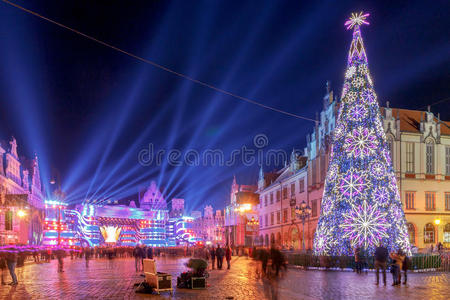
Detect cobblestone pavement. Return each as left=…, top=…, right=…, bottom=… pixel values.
left=1, top=256, right=449, bottom=300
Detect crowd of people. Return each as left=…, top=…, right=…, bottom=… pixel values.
left=355, top=243, right=410, bottom=287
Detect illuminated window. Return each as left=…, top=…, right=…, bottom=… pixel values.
left=387, top=136, right=394, bottom=162
left=446, top=147, right=450, bottom=175
left=425, top=192, right=436, bottom=210
left=299, top=179, right=305, bottom=193
left=405, top=142, right=414, bottom=173
left=407, top=223, right=415, bottom=245
left=444, top=223, right=450, bottom=243
left=283, top=208, right=288, bottom=223
left=311, top=200, right=318, bottom=217
left=424, top=223, right=435, bottom=244
left=426, top=140, right=434, bottom=174
left=5, top=210, right=13, bottom=231
left=405, top=192, right=415, bottom=209
left=291, top=207, right=295, bottom=220
left=446, top=192, right=450, bottom=211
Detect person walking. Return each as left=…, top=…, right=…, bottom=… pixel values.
left=133, top=245, right=142, bottom=272
left=55, top=248, right=65, bottom=273
left=84, top=247, right=91, bottom=268
left=260, top=248, right=269, bottom=276
left=146, top=246, right=153, bottom=260
left=354, top=247, right=361, bottom=274
left=1, top=252, right=8, bottom=285
left=216, top=245, right=224, bottom=270
left=389, top=250, right=405, bottom=286
left=210, top=246, right=216, bottom=270
left=401, top=252, right=409, bottom=285
left=6, top=249, right=18, bottom=285
left=374, top=243, right=388, bottom=285
left=225, top=245, right=232, bottom=270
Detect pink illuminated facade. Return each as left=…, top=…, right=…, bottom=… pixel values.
left=0, top=137, right=44, bottom=245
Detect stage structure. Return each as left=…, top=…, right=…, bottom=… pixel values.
left=42, top=181, right=201, bottom=247
left=42, top=200, right=80, bottom=247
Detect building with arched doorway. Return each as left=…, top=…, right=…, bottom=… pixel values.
left=383, top=106, right=450, bottom=249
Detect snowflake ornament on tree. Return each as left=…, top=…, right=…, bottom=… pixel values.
left=373, top=187, right=390, bottom=207
left=314, top=12, right=411, bottom=256
left=341, top=201, right=390, bottom=249
left=338, top=168, right=370, bottom=203
left=344, top=127, right=379, bottom=158
left=349, top=104, right=368, bottom=121
left=370, top=161, right=386, bottom=178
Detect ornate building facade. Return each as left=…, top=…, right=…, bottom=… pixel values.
left=224, top=177, right=258, bottom=247
left=383, top=104, right=450, bottom=248
left=255, top=83, right=450, bottom=250
left=0, top=137, right=44, bottom=245
left=257, top=150, right=308, bottom=249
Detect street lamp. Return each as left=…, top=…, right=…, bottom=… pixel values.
left=247, top=216, right=259, bottom=246
left=17, top=209, right=27, bottom=218
left=295, top=201, right=312, bottom=252
left=434, top=218, right=441, bottom=244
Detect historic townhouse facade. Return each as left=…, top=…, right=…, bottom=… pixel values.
left=224, top=177, right=258, bottom=247
left=0, top=137, right=44, bottom=245
left=254, top=82, right=450, bottom=250
left=256, top=151, right=308, bottom=249
left=383, top=104, right=450, bottom=249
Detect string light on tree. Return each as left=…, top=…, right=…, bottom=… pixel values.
left=313, top=12, right=411, bottom=256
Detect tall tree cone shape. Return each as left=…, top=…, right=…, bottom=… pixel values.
left=313, top=13, right=411, bottom=256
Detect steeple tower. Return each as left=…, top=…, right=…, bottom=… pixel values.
left=258, top=165, right=265, bottom=191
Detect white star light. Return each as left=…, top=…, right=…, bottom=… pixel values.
left=341, top=201, right=390, bottom=248
left=345, top=12, right=370, bottom=30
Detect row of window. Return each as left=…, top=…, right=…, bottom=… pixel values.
left=405, top=191, right=450, bottom=211
left=408, top=222, right=450, bottom=244
left=388, top=140, right=450, bottom=175
left=260, top=178, right=306, bottom=208
left=259, top=200, right=319, bottom=228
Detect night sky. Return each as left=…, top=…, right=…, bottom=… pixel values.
left=0, top=1, right=449, bottom=212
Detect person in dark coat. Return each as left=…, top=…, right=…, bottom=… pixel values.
left=259, top=248, right=269, bottom=276
left=270, top=247, right=286, bottom=276
left=6, top=250, right=18, bottom=285
left=133, top=245, right=142, bottom=272
left=374, top=243, right=388, bottom=285
left=210, top=246, right=216, bottom=270
left=216, top=245, right=224, bottom=270
left=147, top=246, right=153, bottom=260
left=401, top=251, right=409, bottom=285
left=225, top=245, right=232, bottom=270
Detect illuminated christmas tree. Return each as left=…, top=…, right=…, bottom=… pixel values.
left=313, top=13, right=411, bottom=256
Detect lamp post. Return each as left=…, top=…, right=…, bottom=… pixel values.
left=295, top=201, right=312, bottom=252
left=434, top=218, right=441, bottom=245
left=247, top=216, right=259, bottom=247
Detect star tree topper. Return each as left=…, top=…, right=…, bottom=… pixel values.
left=345, top=12, right=370, bottom=30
